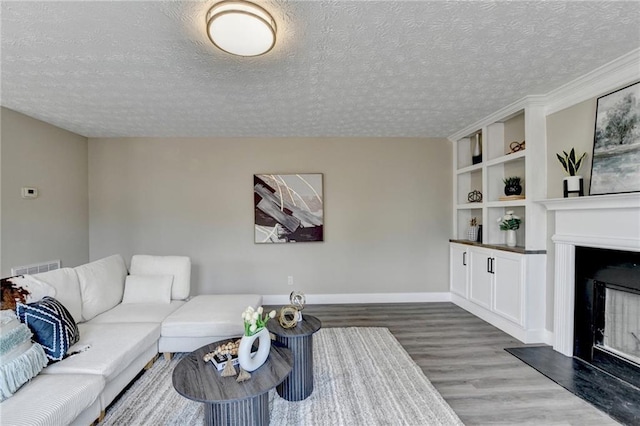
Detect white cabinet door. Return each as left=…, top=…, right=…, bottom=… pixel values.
left=493, top=251, right=524, bottom=325
left=469, top=247, right=492, bottom=309
left=450, top=244, right=468, bottom=297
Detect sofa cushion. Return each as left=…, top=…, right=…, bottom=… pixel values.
left=1, top=275, right=56, bottom=311
left=122, top=274, right=173, bottom=304
left=41, top=322, right=160, bottom=381
left=89, top=300, right=185, bottom=324
left=31, top=268, right=83, bottom=324
left=75, top=255, right=127, bottom=321
left=0, top=311, right=49, bottom=401
left=161, top=294, right=262, bottom=338
left=16, top=297, right=80, bottom=361
left=130, top=255, right=191, bottom=300
left=0, top=373, right=104, bottom=426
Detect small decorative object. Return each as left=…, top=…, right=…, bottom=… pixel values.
left=467, top=217, right=479, bottom=241
left=503, top=176, right=523, bottom=196
left=467, top=190, right=482, bottom=203
left=508, top=141, right=525, bottom=154
left=236, top=368, right=251, bottom=382
left=238, top=306, right=276, bottom=372
left=221, top=355, right=237, bottom=377
left=476, top=225, right=483, bottom=243
left=278, top=305, right=299, bottom=329
left=497, top=210, right=521, bottom=247
left=590, top=81, right=640, bottom=195
left=556, top=148, right=587, bottom=197
left=289, top=291, right=305, bottom=322
left=472, top=133, right=482, bottom=165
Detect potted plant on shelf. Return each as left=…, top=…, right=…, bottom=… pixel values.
left=497, top=210, right=521, bottom=247
left=556, top=148, right=587, bottom=197
left=503, top=176, right=523, bottom=196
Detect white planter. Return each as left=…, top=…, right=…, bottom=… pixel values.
left=564, top=175, right=582, bottom=190
left=506, top=230, right=517, bottom=247
left=238, top=328, right=271, bottom=372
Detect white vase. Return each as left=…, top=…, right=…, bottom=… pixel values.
left=238, top=328, right=271, bottom=372
left=506, top=230, right=517, bottom=247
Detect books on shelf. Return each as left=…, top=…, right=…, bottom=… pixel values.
left=498, top=195, right=525, bottom=201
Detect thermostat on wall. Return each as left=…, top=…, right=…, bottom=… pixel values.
left=21, top=187, right=38, bottom=199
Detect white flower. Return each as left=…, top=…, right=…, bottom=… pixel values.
left=257, top=306, right=263, bottom=314
left=513, top=215, right=520, bottom=220
left=497, top=217, right=502, bottom=223
left=506, top=210, right=514, bottom=215
left=252, top=312, right=259, bottom=320
left=269, top=310, right=276, bottom=318
left=249, top=324, right=257, bottom=333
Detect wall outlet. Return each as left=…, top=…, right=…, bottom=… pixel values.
left=287, top=276, right=294, bottom=286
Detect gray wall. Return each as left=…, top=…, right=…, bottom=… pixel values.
left=0, top=107, right=89, bottom=276
left=544, top=98, right=597, bottom=331
left=88, top=137, right=452, bottom=296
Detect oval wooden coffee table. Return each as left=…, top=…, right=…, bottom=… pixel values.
left=172, top=338, right=293, bottom=426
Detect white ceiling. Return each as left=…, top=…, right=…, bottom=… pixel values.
left=2, top=1, right=639, bottom=138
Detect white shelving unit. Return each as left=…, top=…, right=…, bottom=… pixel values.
left=451, top=98, right=547, bottom=251
left=448, top=97, right=549, bottom=344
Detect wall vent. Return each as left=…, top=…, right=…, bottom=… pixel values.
left=11, top=260, right=61, bottom=276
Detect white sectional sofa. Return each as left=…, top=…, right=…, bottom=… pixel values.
left=0, top=254, right=261, bottom=426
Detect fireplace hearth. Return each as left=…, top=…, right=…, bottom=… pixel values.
left=574, top=246, right=640, bottom=389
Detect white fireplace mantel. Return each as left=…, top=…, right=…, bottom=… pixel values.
left=539, top=193, right=640, bottom=356
left=540, top=192, right=640, bottom=211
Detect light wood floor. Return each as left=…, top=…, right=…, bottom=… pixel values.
left=291, top=302, right=619, bottom=425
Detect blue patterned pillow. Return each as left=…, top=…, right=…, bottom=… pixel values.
left=16, top=296, right=80, bottom=361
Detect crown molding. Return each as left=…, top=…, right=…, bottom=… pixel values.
left=545, top=48, right=640, bottom=116
left=448, top=48, right=640, bottom=142
left=448, top=95, right=546, bottom=143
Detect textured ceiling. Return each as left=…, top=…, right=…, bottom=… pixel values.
left=1, top=1, right=639, bottom=138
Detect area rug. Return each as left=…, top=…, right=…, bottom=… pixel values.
left=103, top=327, right=462, bottom=425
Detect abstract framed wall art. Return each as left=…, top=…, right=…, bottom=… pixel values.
left=590, top=81, right=640, bottom=195
left=254, top=174, right=324, bottom=243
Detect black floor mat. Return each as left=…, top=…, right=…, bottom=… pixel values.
left=505, top=346, right=640, bottom=425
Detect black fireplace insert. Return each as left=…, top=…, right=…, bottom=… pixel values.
left=574, top=246, right=640, bottom=389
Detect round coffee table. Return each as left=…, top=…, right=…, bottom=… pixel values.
left=267, top=314, right=321, bottom=401
left=172, top=338, right=293, bottom=426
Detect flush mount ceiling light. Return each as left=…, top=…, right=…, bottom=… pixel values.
left=206, top=0, right=277, bottom=57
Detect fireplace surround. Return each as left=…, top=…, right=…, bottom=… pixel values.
left=541, top=193, right=640, bottom=357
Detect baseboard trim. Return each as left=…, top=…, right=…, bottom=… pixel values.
left=262, top=292, right=452, bottom=306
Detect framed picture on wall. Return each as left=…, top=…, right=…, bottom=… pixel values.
left=589, top=81, right=640, bottom=195
left=254, top=174, right=324, bottom=243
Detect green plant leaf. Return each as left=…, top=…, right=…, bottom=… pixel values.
left=556, top=153, right=568, bottom=172
left=568, top=148, right=576, bottom=166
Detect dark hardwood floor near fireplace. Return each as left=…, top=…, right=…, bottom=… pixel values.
left=292, top=302, right=618, bottom=425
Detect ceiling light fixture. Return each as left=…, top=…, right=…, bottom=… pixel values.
left=206, top=0, right=277, bottom=57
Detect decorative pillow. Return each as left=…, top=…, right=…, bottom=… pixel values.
left=16, top=297, right=79, bottom=361
left=0, top=310, right=48, bottom=401
left=75, top=254, right=127, bottom=321
left=122, top=275, right=173, bottom=304
left=1, top=275, right=56, bottom=311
